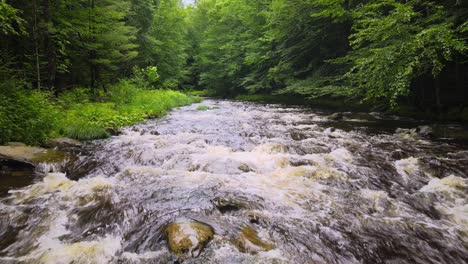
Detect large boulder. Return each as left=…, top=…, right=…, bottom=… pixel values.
left=0, top=146, right=75, bottom=166
left=165, top=220, right=214, bottom=257
left=233, top=226, right=274, bottom=254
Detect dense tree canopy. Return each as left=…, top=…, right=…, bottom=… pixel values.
left=0, top=0, right=467, bottom=111
left=0, top=0, right=189, bottom=93
left=187, top=0, right=467, bottom=109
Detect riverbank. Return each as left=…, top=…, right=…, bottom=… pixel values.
left=1, top=99, right=466, bottom=263
left=0, top=81, right=201, bottom=145
left=231, top=94, right=468, bottom=123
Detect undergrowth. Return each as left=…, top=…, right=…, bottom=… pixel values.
left=0, top=80, right=200, bottom=144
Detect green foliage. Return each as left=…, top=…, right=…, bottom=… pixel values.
left=196, top=106, right=211, bottom=111
left=63, top=123, right=110, bottom=141
left=0, top=0, right=25, bottom=35
left=188, top=0, right=467, bottom=109
left=0, top=82, right=58, bottom=145
left=132, top=66, right=160, bottom=89
left=56, top=80, right=198, bottom=141
left=148, top=0, right=189, bottom=88
left=58, top=88, right=93, bottom=108
left=340, top=0, right=467, bottom=106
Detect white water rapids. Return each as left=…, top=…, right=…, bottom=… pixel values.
left=0, top=100, right=467, bottom=263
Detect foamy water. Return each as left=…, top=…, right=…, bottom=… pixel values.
left=0, top=100, right=467, bottom=263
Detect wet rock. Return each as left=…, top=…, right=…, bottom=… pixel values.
left=165, top=221, right=214, bottom=257
left=233, top=226, right=274, bottom=253
left=105, top=127, right=121, bottom=136
left=0, top=146, right=75, bottom=166
left=248, top=213, right=260, bottom=224
left=348, top=112, right=378, bottom=121
left=213, top=197, right=246, bottom=213
left=0, top=159, right=35, bottom=196
left=139, top=129, right=159, bottom=136
left=5, top=142, right=27, bottom=147
left=45, top=137, right=82, bottom=150
left=390, top=150, right=409, bottom=160
left=416, top=125, right=434, bottom=138
left=213, top=193, right=264, bottom=213
left=238, top=164, right=251, bottom=173
left=290, top=131, right=308, bottom=141
left=395, top=128, right=419, bottom=141
left=327, top=113, right=343, bottom=121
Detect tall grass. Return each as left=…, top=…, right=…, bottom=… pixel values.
left=0, top=80, right=199, bottom=145
left=57, top=81, right=200, bottom=141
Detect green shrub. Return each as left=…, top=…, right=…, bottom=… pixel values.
left=55, top=80, right=199, bottom=141
left=132, top=66, right=160, bottom=89
left=58, top=87, right=92, bottom=108
left=187, top=90, right=217, bottom=97
left=107, top=80, right=139, bottom=104
left=63, top=122, right=110, bottom=141
left=1, top=78, right=199, bottom=144
left=0, top=81, right=59, bottom=145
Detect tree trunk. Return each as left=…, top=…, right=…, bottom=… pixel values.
left=33, top=0, right=41, bottom=90
left=89, top=0, right=96, bottom=93
left=43, top=0, right=56, bottom=93
left=435, top=77, right=442, bottom=117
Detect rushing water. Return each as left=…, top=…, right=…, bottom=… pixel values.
left=0, top=100, right=467, bottom=264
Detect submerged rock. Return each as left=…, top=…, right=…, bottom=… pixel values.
left=212, top=193, right=264, bottom=213
left=45, top=137, right=82, bottom=150
left=0, top=146, right=76, bottom=166
left=165, top=220, right=214, bottom=257
left=416, top=125, right=434, bottom=138
left=233, top=226, right=274, bottom=254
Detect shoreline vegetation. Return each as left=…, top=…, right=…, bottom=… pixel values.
left=188, top=90, right=468, bottom=122
left=0, top=81, right=200, bottom=145
left=1, top=0, right=467, bottom=146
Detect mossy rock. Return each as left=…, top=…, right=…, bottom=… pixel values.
left=5, top=142, right=27, bottom=147
left=233, top=226, right=274, bottom=254
left=165, top=220, right=214, bottom=257
left=0, top=146, right=75, bottom=165
left=45, top=138, right=82, bottom=149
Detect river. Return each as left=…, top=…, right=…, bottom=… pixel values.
left=0, top=99, right=467, bottom=263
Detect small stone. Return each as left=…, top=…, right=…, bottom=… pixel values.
left=238, top=164, right=251, bottom=173
left=248, top=213, right=260, bottom=224
left=233, top=226, right=274, bottom=254
left=165, top=221, right=214, bottom=257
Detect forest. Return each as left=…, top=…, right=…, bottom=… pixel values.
left=1, top=1, right=468, bottom=263
left=0, top=0, right=467, bottom=145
